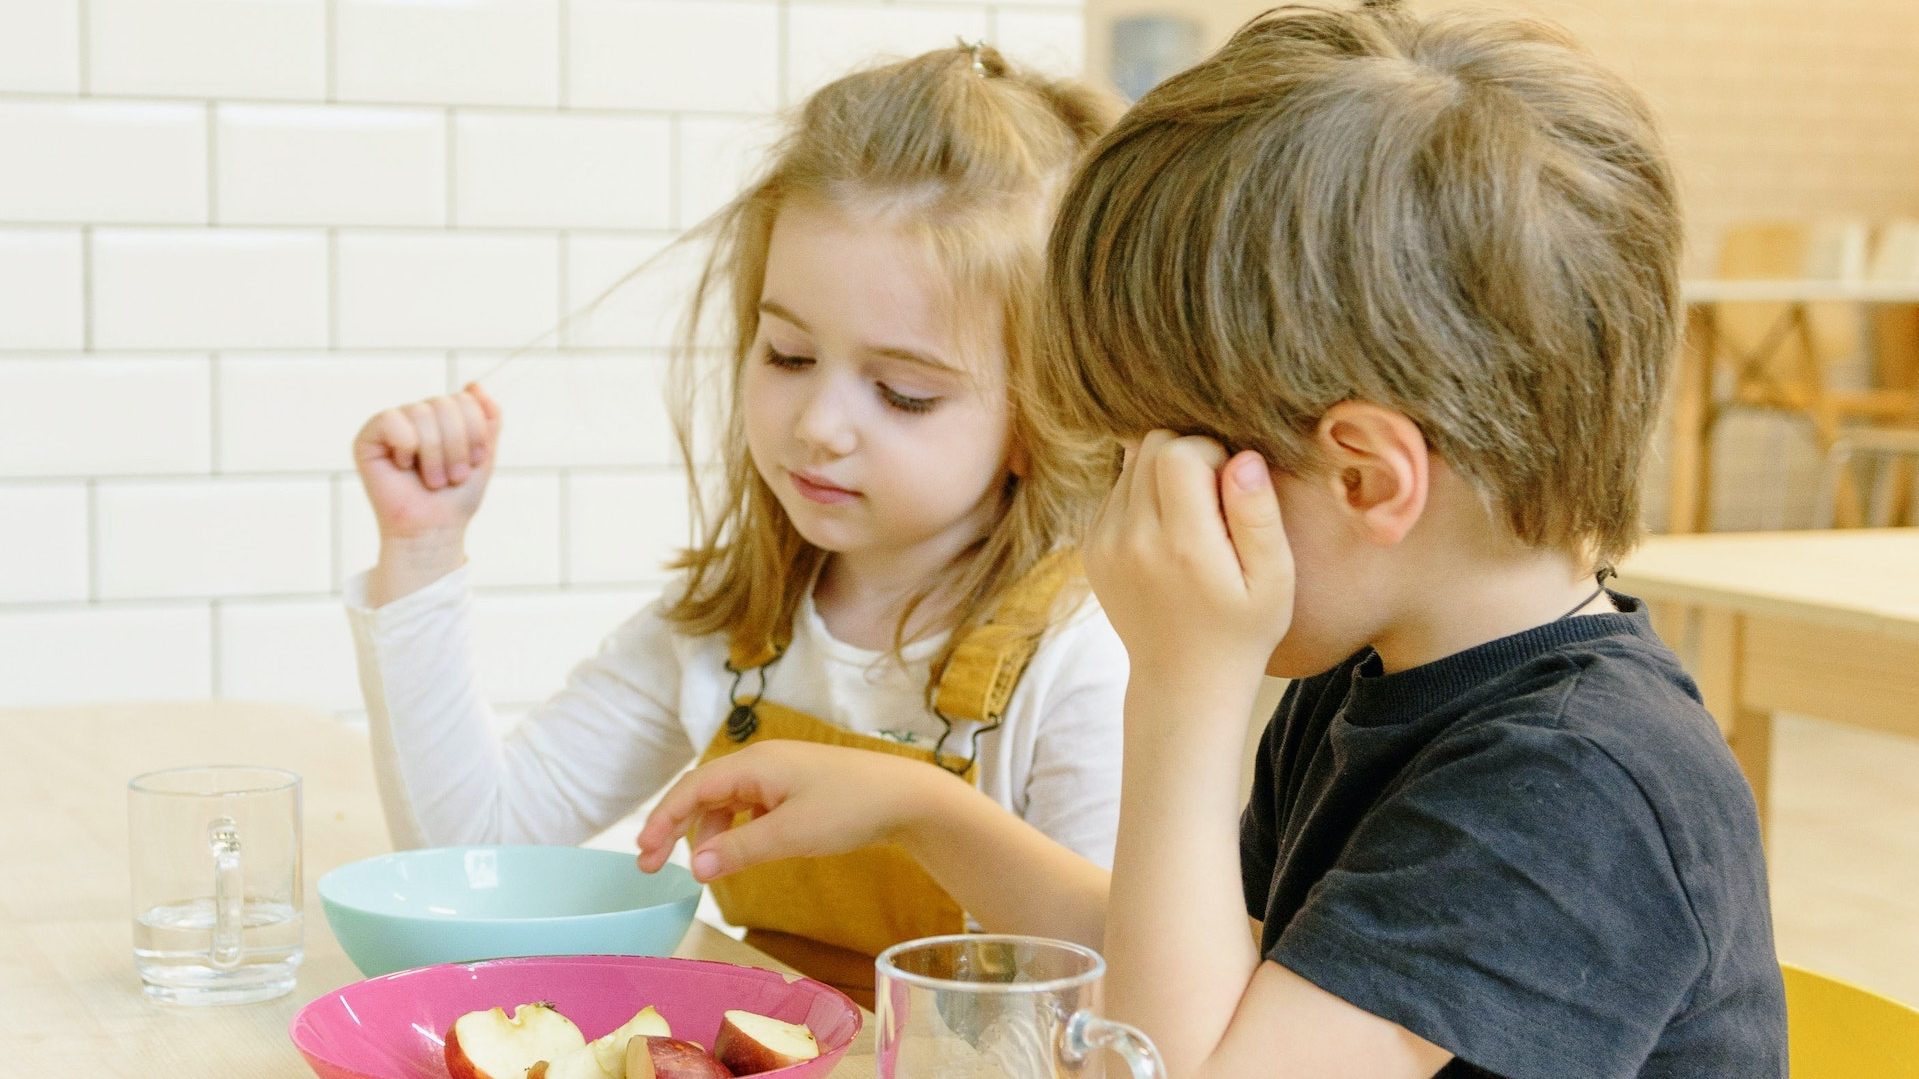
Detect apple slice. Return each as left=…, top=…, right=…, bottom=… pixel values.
left=589, top=1005, right=671, bottom=1075
left=713, top=1011, right=819, bottom=1075
left=445, top=1002, right=586, bottom=1079
left=528, top=1044, right=617, bottom=1079
left=625, top=1035, right=735, bottom=1079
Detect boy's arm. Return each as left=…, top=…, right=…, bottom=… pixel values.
left=1091, top=432, right=1450, bottom=1077
left=634, top=742, right=1110, bottom=945
left=1109, top=668, right=1450, bottom=1077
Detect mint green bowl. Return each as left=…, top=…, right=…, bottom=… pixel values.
left=319, top=845, right=701, bottom=977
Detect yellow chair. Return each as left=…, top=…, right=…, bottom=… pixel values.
left=1783, top=962, right=1919, bottom=1077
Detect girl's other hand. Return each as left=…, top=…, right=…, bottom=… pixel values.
left=635, top=742, right=945, bottom=882
left=353, top=383, right=502, bottom=543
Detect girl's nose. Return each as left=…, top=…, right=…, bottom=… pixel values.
left=794, top=380, right=858, bottom=457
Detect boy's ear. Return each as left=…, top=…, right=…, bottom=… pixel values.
left=1313, top=401, right=1429, bottom=545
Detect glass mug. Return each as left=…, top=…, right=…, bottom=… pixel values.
left=876, top=935, right=1166, bottom=1078
left=128, top=766, right=304, bottom=1004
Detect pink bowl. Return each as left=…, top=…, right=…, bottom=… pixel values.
left=290, top=954, right=863, bottom=1079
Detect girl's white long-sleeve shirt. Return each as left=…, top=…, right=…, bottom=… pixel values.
left=342, top=566, right=1129, bottom=868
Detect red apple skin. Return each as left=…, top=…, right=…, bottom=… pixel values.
left=625, top=1037, right=658, bottom=1079
left=443, top=1004, right=584, bottom=1079
left=445, top=1025, right=486, bottom=1079
left=641, top=1036, right=735, bottom=1079
left=712, top=1012, right=819, bottom=1075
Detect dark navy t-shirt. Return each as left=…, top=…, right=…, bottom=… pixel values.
left=1239, top=595, right=1785, bottom=1077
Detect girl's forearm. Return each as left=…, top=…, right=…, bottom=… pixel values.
left=369, top=532, right=467, bottom=607
left=895, top=774, right=1111, bottom=946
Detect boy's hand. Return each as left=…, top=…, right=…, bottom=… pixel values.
left=353, top=383, right=502, bottom=544
left=1085, top=429, right=1295, bottom=681
left=635, top=741, right=951, bottom=882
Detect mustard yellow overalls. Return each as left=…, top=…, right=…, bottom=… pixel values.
left=695, top=551, right=1077, bottom=1008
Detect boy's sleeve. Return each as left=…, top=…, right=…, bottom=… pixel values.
left=1268, top=721, right=1707, bottom=1079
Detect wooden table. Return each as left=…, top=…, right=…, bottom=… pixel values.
left=0, top=701, right=876, bottom=1076
left=1615, top=529, right=1919, bottom=835
left=1667, top=278, right=1919, bottom=533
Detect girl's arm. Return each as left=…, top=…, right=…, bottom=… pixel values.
left=353, top=383, right=500, bottom=606
left=350, top=577, right=699, bottom=850
left=634, top=742, right=1110, bottom=945
left=350, top=382, right=706, bottom=850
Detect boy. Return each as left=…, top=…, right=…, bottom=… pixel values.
left=638, top=3, right=1786, bottom=1074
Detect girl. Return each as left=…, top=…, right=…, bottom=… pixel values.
left=345, top=44, right=1125, bottom=1005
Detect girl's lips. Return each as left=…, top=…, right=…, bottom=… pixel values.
left=789, top=470, right=859, bottom=505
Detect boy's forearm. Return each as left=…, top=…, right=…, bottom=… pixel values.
left=895, top=775, right=1110, bottom=946
left=1104, top=666, right=1265, bottom=1076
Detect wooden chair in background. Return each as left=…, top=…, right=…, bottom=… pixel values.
left=1819, top=427, right=1919, bottom=527
left=1673, top=219, right=1919, bottom=530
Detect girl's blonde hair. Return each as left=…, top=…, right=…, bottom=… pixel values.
left=1034, top=2, right=1682, bottom=567
left=663, top=45, right=1120, bottom=689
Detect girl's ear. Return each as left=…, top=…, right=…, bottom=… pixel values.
left=1006, top=436, right=1031, bottom=479
left=1312, top=400, right=1429, bottom=546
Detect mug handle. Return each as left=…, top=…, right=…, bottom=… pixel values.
left=207, top=816, right=245, bottom=970
left=1063, top=1009, right=1167, bottom=1079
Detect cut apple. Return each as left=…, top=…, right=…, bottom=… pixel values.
left=590, top=1005, right=672, bottom=1075
left=445, top=1002, right=586, bottom=1079
left=625, top=1035, right=735, bottom=1079
left=528, top=1045, right=617, bottom=1079
left=713, top=1011, right=820, bottom=1075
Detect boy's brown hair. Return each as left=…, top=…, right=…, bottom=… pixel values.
left=1033, top=1, right=1681, bottom=565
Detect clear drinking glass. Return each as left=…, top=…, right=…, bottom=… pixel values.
left=876, top=934, right=1166, bottom=1078
left=128, top=766, right=303, bottom=1005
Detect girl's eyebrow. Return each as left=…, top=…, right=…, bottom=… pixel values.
left=758, top=298, right=968, bottom=378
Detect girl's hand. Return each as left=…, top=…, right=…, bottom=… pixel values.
left=1084, top=429, right=1296, bottom=682
left=635, top=742, right=953, bottom=882
left=352, top=383, right=502, bottom=544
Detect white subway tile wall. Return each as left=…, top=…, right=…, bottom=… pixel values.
left=0, top=229, right=86, bottom=350
left=0, top=0, right=1087, bottom=710
left=0, top=1, right=81, bottom=95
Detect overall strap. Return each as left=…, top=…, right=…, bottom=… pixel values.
left=932, top=548, right=1080, bottom=726
left=724, top=547, right=1082, bottom=723
left=726, top=614, right=791, bottom=673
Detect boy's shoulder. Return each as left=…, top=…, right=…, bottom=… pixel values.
left=1249, top=600, right=1784, bottom=1077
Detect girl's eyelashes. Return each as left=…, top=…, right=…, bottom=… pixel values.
left=765, top=345, right=811, bottom=370
left=878, top=383, right=939, bottom=414
left=764, top=343, right=941, bottom=415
